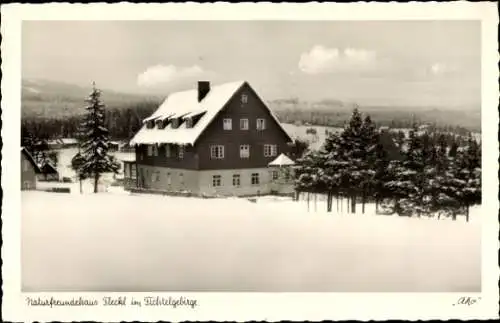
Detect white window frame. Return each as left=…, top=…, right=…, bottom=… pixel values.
left=212, top=175, right=222, bottom=187
left=232, top=174, right=241, bottom=186
left=147, top=145, right=153, bottom=156
left=256, top=118, right=266, bottom=130
left=223, top=118, right=232, bottom=130
left=241, top=94, right=248, bottom=104
left=240, top=144, right=250, bottom=159
left=271, top=144, right=277, bottom=157
left=251, top=173, right=260, bottom=185
left=264, top=144, right=278, bottom=157
left=153, top=145, right=158, bottom=156
left=240, top=118, right=249, bottom=130
left=178, top=145, right=184, bottom=159
left=272, top=170, right=279, bottom=180
left=167, top=172, right=172, bottom=186
left=210, top=145, right=225, bottom=159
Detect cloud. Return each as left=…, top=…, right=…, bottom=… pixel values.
left=429, top=62, right=457, bottom=76
left=298, top=45, right=377, bottom=74
left=137, top=64, right=204, bottom=87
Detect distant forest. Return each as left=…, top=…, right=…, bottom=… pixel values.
left=21, top=101, right=480, bottom=142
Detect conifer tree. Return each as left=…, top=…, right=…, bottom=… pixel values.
left=359, top=115, right=379, bottom=213
left=74, top=82, right=120, bottom=193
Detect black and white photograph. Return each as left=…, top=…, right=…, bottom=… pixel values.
left=2, top=2, right=499, bottom=322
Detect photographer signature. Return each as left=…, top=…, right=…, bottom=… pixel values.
left=453, top=296, right=481, bottom=306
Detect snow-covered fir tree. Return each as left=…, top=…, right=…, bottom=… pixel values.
left=294, top=107, right=481, bottom=220
left=74, top=82, right=120, bottom=193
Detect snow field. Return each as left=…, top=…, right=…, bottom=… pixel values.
left=22, top=191, right=481, bottom=292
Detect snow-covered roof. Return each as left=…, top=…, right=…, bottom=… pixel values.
left=130, top=80, right=292, bottom=146
left=268, top=153, right=295, bottom=167
left=121, top=155, right=136, bottom=162
left=60, top=138, right=79, bottom=144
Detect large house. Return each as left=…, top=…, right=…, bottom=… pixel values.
left=128, top=80, right=294, bottom=196
left=21, top=147, right=41, bottom=190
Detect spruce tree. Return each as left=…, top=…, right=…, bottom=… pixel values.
left=459, top=134, right=481, bottom=220
left=359, top=115, right=379, bottom=214
left=340, top=108, right=365, bottom=213
left=76, top=82, right=120, bottom=193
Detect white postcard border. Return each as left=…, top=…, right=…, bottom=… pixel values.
left=1, top=2, right=499, bottom=321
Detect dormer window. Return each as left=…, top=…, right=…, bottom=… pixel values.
left=171, top=118, right=179, bottom=129
left=241, top=94, right=248, bottom=104
left=146, top=121, right=155, bottom=129
left=185, top=118, right=193, bottom=128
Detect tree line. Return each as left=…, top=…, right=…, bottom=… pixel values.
left=294, top=109, right=481, bottom=221
left=21, top=101, right=158, bottom=142
left=272, top=106, right=479, bottom=135
left=21, top=99, right=478, bottom=143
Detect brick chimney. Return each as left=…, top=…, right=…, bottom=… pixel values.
left=198, top=81, right=210, bottom=102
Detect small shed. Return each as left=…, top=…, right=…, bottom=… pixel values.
left=268, top=153, right=295, bottom=194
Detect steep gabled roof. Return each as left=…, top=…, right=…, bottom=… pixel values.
left=130, top=81, right=293, bottom=146
left=268, top=153, right=295, bottom=167
left=21, top=147, right=41, bottom=173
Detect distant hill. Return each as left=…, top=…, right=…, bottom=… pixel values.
left=22, top=79, right=163, bottom=118
left=21, top=78, right=481, bottom=132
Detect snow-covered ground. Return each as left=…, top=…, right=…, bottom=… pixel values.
left=282, top=123, right=343, bottom=150
left=22, top=190, right=481, bottom=292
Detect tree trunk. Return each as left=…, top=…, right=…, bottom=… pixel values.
left=375, top=199, right=379, bottom=214
left=336, top=195, right=339, bottom=212
left=307, top=193, right=310, bottom=212
left=314, top=193, right=317, bottom=212
left=466, top=204, right=470, bottom=222
left=351, top=194, right=356, bottom=214
left=326, top=193, right=329, bottom=212
left=94, top=173, right=99, bottom=193
left=362, top=192, right=365, bottom=214
left=340, top=197, right=343, bottom=213
left=79, top=177, right=83, bottom=194
left=328, top=193, right=333, bottom=212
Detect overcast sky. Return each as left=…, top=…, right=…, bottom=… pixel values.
left=22, top=20, right=480, bottom=108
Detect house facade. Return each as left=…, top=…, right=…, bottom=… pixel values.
left=21, top=147, right=41, bottom=190
left=129, top=81, right=294, bottom=196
